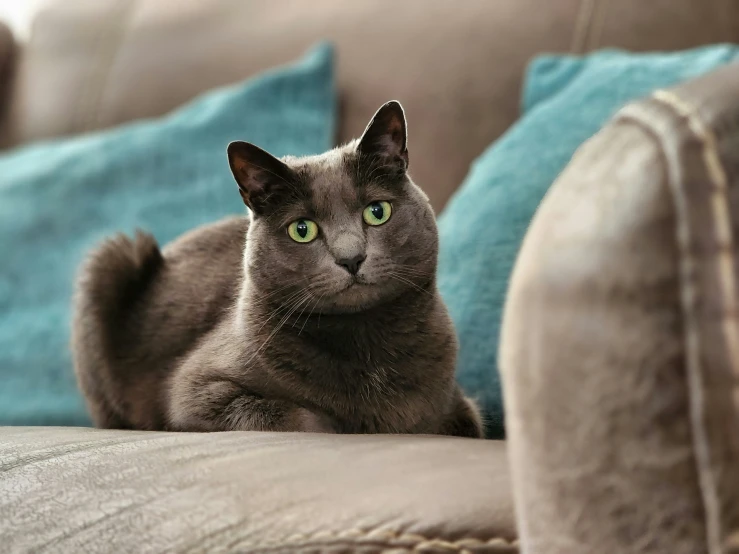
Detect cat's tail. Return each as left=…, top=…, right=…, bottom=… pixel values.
left=75, top=230, right=163, bottom=323
left=71, top=230, right=163, bottom=428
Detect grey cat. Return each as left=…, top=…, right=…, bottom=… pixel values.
left=72, top=101, right=483, bottom=437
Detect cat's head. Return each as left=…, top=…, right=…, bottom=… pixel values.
left=228, top=100, right=437, bottom=314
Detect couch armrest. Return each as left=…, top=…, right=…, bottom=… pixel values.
left=0, top=428, right=516, bottom=552
left=500, top=63, right=739, bottom=553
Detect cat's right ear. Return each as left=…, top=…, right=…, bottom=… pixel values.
left=357, top=100, right=409, bottom=172
left=227, top=141, right=296, bottom=215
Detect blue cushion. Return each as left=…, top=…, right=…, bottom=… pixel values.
left=0, top=44, right=336, bottom=425
left=437, top=45, right=739, bottom=438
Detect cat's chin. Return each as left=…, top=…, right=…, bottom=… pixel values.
left=316, top=282, right=390, bottom=314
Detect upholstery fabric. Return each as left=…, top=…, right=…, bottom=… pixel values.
left=0, top=428, right=517, bottom=552
left=0, top=44, right=335, bottom=425
left=438, top=46, right=739, bottom=438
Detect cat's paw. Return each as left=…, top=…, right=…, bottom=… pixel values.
left=440, top=396, right=484, bottom=438
left=294, top=407, right=336, bottom=434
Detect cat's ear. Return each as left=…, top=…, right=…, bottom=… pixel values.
left=357, top=100, right=408, bottom=171
left=227, top=141, right=297, bottom=215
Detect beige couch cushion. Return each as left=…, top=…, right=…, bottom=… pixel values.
left=0, top=428, right=517, bottom=552
left=2, top=0, right=737, bottom=210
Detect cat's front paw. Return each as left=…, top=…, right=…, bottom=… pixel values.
left=440, top=395, right=484, bottom=438
left=294, top=407, right=336, bottom=434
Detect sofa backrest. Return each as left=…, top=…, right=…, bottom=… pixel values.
left=1, top=0, right=737, bottom=210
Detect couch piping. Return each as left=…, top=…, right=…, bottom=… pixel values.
left=240, top=528, right=518, bottom=552
left=570, top=0, right=609, bottom=53
left=651, top=88, right=737, bottom=554
left=570, top=0, right=594, bottom=53
left=73, top=0, right=136, bottom=134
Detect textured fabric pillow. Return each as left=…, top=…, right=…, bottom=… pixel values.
left=0, top=44, right=335, bottom=425
left=437, top=45, right=739, bottom=438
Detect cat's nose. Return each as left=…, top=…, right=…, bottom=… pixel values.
left=336, top=254, right=366, bottom=275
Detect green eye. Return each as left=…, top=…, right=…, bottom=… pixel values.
left=363, top=201, right=392, bottom=226
left=288, top=219, right=319, bottom=243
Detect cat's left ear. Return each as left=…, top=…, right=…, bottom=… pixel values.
left=357, top=100, right=408, bottom=171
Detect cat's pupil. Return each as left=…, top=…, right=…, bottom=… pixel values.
left=370, top=203, right=384, bottom=220
left=296, top=221, right=308, bottom=238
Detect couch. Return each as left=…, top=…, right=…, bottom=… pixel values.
left=1, top=1, right=738, bottom=552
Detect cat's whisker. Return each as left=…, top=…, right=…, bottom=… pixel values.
left=250, top=285, right=316, bottom=333
left=245, top=291, right=314, bottom=365
left=249, top=280, right=321, bottom=327
left=388, top=266, right=435, bottom=285
left=298, top=292, right=325, bottom=336
left=256, top=283, right=309, bottom=308
left=390, top=271, right=426, bottom=281
left=249, top=275, right=336, bottom=332
left=292, top=291, right=316, bottom=328
left=248, top=275, right=314, bottom=306
left=264, top=292, right=313, bottom=344
left=395, top=266, right=428, bottom=275
left=393, top=265, right=432, bottom=277
left=387, top=273, right=432, bottom=296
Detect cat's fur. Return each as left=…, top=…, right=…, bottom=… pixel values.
left=72, top=101, right=483, bottom=437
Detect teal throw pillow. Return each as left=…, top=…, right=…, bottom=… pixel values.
left=0, top=44, right=336, bottom=425
left=437, top=45, right=739, bottom=438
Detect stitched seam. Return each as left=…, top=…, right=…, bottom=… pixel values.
left=240, top=528, right=518, bottom=552
left=732, top=0, right=739, bottom=44
left=570, top=0, right=596, bottom=53
left=74, top=0, right=135, bottom=133
left=652, top=90, right=739, bottom=411
left=585, top=0, right=609, bottom=50
left=651, top=89, right=738, bottom=554
left=89, top=0, right=138, bottom=131
left=615, top=106, right=715, bottom=550
left=71, top=5, right=113, bottom=134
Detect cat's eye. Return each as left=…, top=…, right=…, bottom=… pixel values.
left=363, top=201, right=392, bottom=226
left=287, top=219, right=319, bottom=243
